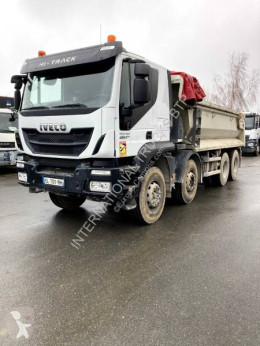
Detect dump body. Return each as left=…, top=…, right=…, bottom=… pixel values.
left=170, top=74, right=245, bottom=152
left=195, top=102, right=245, bottom=151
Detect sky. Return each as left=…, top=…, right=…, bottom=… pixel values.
left=1, top=0, right=260, bottom=110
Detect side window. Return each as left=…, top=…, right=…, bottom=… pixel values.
left=119, top=62, right=131, bottom=108
left=120, top=62, right=133, bottom=130
left=129, top=63, right=136, bottom=105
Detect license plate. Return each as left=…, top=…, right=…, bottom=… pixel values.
left=43, top=177, right=65, bottom=187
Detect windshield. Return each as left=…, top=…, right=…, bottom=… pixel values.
left=22, top=58, right=115, bottom=111
left=0, top=113, right=18, bottom=133
left=245, top=116, right=255, bottom=130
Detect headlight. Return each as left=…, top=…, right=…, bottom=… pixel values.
left=91, top=170, right=111, bottom=176
left=248, top=143, right=254, bottom=147
left=89, top=181, right=111, bottom=193
left=18, top=172, right=27, bottom=182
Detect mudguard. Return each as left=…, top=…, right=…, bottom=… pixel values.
left=133, top=142, right=175, bottom=174
left=174, top=150, right=202, bottom=183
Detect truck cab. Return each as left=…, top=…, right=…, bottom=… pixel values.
left=13, top=41, right=170, bottom=160
left=243, top=112, right=260, bottom=156
left=0, top=108, right=18, bottom=167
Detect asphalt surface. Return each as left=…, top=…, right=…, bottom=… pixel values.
left=0, top=157, right=260, bottom=345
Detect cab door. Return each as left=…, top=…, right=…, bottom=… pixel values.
left=117, top=59, right=158, bottom=158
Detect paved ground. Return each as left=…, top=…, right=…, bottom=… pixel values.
left=0, top=157, right=260, bottom=345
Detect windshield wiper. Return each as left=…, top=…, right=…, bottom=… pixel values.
left=52, top=103, right=88, bottom=108
left=22, top=106, right=50, bottom=110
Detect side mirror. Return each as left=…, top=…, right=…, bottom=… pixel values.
left=134, top=79, right=150, bottom=105
left=14, top=89, right=21, bottom=111
left=11, top=74, right=27, bottom=85
left=134, top=63, right=150, bottom=77
left=11, top=75, right=26, bottom=111
left=133, top=63, right=151, bottom=105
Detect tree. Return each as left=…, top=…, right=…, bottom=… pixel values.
left=209, top=52, right=260, bottom=111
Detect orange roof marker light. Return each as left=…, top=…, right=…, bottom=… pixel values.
left=38, top=50, right=46, bottom=57
left=107, top=35, right=116, bottom=42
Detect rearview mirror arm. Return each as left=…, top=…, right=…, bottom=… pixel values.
left=9, top=108, right=18, bottom=122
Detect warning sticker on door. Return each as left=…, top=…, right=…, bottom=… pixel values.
left=119, top=141, right=127, bottom=157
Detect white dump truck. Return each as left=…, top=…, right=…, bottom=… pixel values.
left=11, top=37, right=245, bottom=224
left=242, top=112, right=260, bottom=156
left=0, top=108, right=18, bottom=167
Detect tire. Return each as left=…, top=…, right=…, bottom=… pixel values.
left=229, top=150, right=240, bottom=181
left=49, top=193, right=86, bottom=210
left=172, top=159, right=198, bottom=204
left=211, top=152, right=230, bottom=186
left=132, top=167, right=166, bottom=225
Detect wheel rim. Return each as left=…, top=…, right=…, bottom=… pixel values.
left=185, top=169, right=197, bottom=195
left=138, top=168, right=166, bottom=224
left=146, top=181, right=162, bottom=210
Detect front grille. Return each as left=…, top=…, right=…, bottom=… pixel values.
left=0, top=142, right=15, bottom=148
left=23, top=128, right=93, bottom=156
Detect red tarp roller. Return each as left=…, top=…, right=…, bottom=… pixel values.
left=171, top=71, right=206, bottom=104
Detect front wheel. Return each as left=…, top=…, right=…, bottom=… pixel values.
left=49, top=193, right=86, bottom=210
left=172, top=159, right=198, bottom=204
left=132, top=167, right=166, bottom=225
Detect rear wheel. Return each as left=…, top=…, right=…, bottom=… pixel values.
left=229, top=149, right=240, bottom=181
left=172, top=159, right=198, bottom=204
left=49, top=193, right=86, bottom=210
left=132, top=167, right=166, bottom=225
left=211, top=152, right=230, bottom=186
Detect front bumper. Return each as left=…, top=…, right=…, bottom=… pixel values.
left=17, top=159, right=140, bottom=200
left=242, top=145, right=257, bottom=154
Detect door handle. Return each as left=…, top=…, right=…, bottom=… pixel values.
left=146, top=131, right=152, bottom=140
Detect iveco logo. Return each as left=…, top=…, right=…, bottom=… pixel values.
left=39, top=123, right=67, bottom=132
